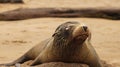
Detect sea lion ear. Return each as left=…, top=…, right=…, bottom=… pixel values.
left=52, top=33, right=56, bottom=37
left=52, top=32, right=57, bottom=37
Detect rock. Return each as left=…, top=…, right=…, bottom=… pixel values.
left=0, top=60, right=114, bottom=67
left=21, top=62, right=89, bottom=67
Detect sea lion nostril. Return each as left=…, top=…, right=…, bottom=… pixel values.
left=83, top=26, right=87, bottom=31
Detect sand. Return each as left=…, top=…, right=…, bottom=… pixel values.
left=0, top=0, right=120, bottom=67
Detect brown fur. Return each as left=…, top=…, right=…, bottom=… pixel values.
left=0, top=21, right=102, bottom=67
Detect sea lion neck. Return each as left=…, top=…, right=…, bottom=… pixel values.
left=52, top=36, right=84, bottom=51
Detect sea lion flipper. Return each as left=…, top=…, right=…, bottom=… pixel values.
left=15, top=63, right=21, bottom=67
left=1, top=54, right=28, bottom=66
left=28, top=56, right=41, bottom=66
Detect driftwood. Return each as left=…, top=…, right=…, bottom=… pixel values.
left=0, top=0, right=23, bottom=3
left=0, top=8, right=120, bottom=21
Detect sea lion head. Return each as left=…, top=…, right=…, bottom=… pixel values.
left=52, top=21, right=90, bottom=45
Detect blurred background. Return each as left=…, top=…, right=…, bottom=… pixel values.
left=0, top=0, right=120, bottom=67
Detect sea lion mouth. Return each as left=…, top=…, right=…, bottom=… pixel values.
left=72, top=24, right=89, bottom=41
left=75, top=34, right=88, bottom=40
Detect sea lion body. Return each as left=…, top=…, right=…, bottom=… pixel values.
left=0, top=21, right=102, bottom=67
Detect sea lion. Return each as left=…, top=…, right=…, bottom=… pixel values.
left=0, top=21, right=103, bottom=67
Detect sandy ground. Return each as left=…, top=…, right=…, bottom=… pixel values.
left=0, top=0, right=120, bottom=67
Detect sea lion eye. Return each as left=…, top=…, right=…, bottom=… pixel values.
left=64, top=27, right=70, bottom=36
left=65, top=27, right=69, bottom=31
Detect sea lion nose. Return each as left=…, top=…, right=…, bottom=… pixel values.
left=83, top=26, right=87, bottom=32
